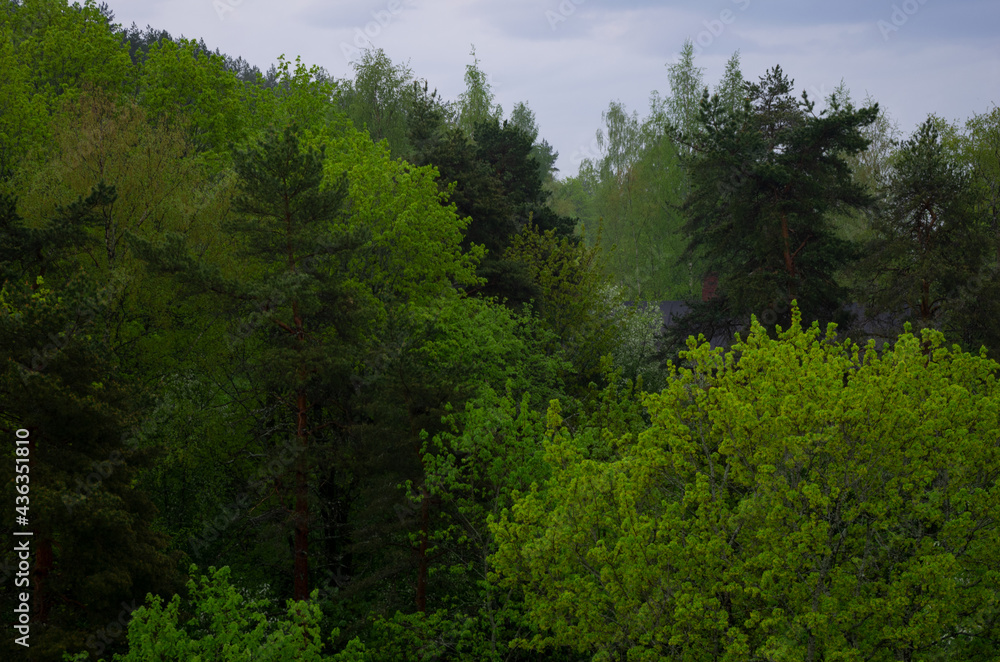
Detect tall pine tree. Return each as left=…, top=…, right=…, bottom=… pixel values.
left=667, top=66, right=878, bottom=351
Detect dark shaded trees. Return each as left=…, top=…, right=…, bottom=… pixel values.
left=227, top=124, right=354, bottom=601
left=0, top=188, right=181, bottom=660
left=666, top=66, right=878, bottom=352
left=859, top=116, right=989, bottom=336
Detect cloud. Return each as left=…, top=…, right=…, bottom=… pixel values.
left=102, top=0, right=1000, bottom=176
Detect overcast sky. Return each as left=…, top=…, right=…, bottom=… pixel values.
left=105, top=0, right=1000, bottom=178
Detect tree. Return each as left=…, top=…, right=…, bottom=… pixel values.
left=413, top=116, right=570, bottom=307
left=340, top=48, right=416, bottom=159
left=132, top=124, right=353, bottom=602
left=138, top=36, right=248, bottom=158
left=364, top=294, right=567, bottom=622
left=454, top=46, right=502, bottom=139
left=404, top=78, right=450, bottom=168
left=663, top=39, right=707, bottom=150
left=818, top=86, right=903, bottom=250
left=374, top=387, right=558, bottom=662
left=8, top=0, right=132, bottom=109
left=228, top=124, right=354, bottom=602
left=860, top=116, right=989, bottom=331
left=713, top=50, right=745, bottom=121
left=582, top=98, right=691, bottom=300
left=508, top=101, right=559, bottom=185
left=668, top=66, right=878, bottom=351
left=949, top=106, right=1000, bottom=359
left=134, top=111, right=482, bottom=610
left=845, top=92, right=903, bottom=196
left=964, top=105, right=1000, bottom=263
left=85, top=566, right=366, bottom=662
left=492, top=311, right=1000, bottom=661
left=473, top=117, right=574, bottom=239
left=0, top=18, right=48, bottom=185
left=0, top=187, right=181, bottom=660
left=504, top=225, right=626, bottom=389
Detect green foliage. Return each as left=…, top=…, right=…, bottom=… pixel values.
left=454, top=45, right=502, bottom=140
left=138, top=37, right=246, bottom=158
left=473, top=117, right=574, bottom=239
left=1, top=187, right=181, bottom=661
left=948, top=106, right=1000, bottom=358
left=580, top=80, right=699, bottom=301
left=670, top=66, right=877, bottom=351
left=340, top=48, right=416, bottom=159
left=492, top=310, right=1000, bottom=661
left=504, top=224, right=622, bottom=386
left=861, top=116, right=989, bottom=330
left=101, top=566, right=355, bottom=661
left=0, top=18, right=48, bottom=183
left=663, top=39, right=708, bottom=147
left=3, top=14, right=1000, bottom=660
left=9, top=0, right=132, bottom=107
left=547, top=175, right=595, bottom=232
left=320, top=123, right=483, bottom=306
left=369, top=390, right=550, bottom=661
left=964, top=105, right=1000, bottom=261
left=267, top=55, right=348, bottom=142
left=406, top=114, right=565, bottom=306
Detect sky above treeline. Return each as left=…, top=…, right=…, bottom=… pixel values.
left=104, top=0, right=1000, bottom=178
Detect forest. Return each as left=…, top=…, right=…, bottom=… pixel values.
left=1, top=1, right=999, bottom=660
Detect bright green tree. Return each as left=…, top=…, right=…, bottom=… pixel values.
left=87, top=566, right=367, bottom=661
left=340, top=48, right=416, bottom=159
left=8, top=0, right=132, bottom=109
left=0, top=19, right=48, bottom=185
left=492, top=311, right=1000, bottom=661
left=138, top=37, right=247, bottom=159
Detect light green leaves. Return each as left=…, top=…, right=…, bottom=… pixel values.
left=111, top=566, right=334, bottom=662
left=492, top=314, right=1000, bottom=660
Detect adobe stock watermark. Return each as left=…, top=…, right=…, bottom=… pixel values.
left=213, top=0, right=245, bottom=21
left=187, top=435, right=306, bottom=557
left=14, top=281, right=118, bottom=384
left=877, top=0, right=930, bottom=40
left=569, top=133, right=603, bottom=170
left=669, top=0, right=751, bottom=61
left=60, top=394, right=173, bottom=515
left=545, top=0, right=586, bottom=31
left=60, top=451, right=126, bottom=514
left=340, top=0, right=418, bottom=63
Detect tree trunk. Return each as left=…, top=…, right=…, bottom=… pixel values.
left=920, top=278, right=932, bottom=323
left=781, top=211, right=796, bottom=280
left=416, top=484, right=429, bottom=613
left=293, top=388, right=309, bottom=601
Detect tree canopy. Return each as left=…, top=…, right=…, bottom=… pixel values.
left=1, top=2, right=998, bottom=660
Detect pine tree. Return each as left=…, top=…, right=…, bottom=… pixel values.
left=862, top=116, right=989, bottom=330
left=667, top=66, right=878, bottom=350
left=0, top=187, right=181, bottom=660
left=225, top=124, right=353, bottom=601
